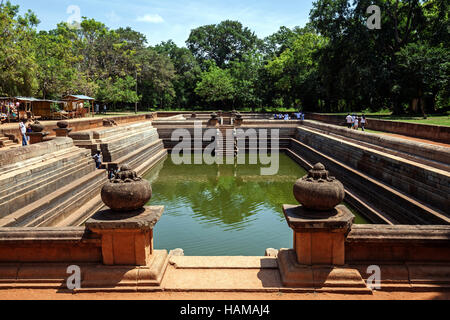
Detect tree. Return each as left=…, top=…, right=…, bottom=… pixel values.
left=195, top=64, right=235, bottom=108
left=97, top=76, right=140, bottom=107
left=186, top=20, right=261, bottom=69
left=137, top=48, right=176, bottom=109
left=396, top=42, right=449, bottom=114
left=230, top=51, right=264, bottom=110
left=266, top=33, right=327, bottom=110
left=155, top=40, right=201, bottom=108
left=34, top=31, right=80, bottom=99
left=0, top=1, right=39, bottom=96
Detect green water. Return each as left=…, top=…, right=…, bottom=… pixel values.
left=143, top=153, right=369, bottom=256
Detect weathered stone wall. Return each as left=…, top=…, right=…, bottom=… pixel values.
left=346, top=225, right=450, bottom=263
left=303, top=120, right=450, bottom=166
left=296, top=126, right=449, bottom=213
left=307, top=113, right=450, bottom=143
left=290, top=139, right=448, bottom=225
left=0, top=227, right=101, bottom=263
left=71, top=121, right=168, bottom=177
left=154, top=123, right=295, bottom=150
left=0, top=224, right=448, bottom=265
left=0, top=113, right=156, bottom=140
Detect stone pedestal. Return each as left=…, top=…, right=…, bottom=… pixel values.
left=283, top=204, right=354, bottom=266
left=278, top=204, right=365, bottom=290
left=53, top=128, right=73, bottom=137
left=28, top=132, right=49, bottom=144
left=86, top=206, right=164, bottom=266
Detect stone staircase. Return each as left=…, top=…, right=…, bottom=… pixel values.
left=292, top=127, right=450, bottom=225
left=71, top=121, right=168, bottom=176
left=0, top=134, right=18, bottom=149
left=0, top=138, right=107, bottom=227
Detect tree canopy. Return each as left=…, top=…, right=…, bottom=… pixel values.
left=0, top=0, right=448, bottom=114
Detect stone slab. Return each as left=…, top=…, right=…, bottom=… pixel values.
left=283, top=204, right=355, bottom=232
left=169, top=256, right=278, bottom=269
left=86, top=206, right=164, bottom=231
left=160, top=266, right=282, bottom=292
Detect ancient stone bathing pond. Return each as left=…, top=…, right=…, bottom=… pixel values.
left=143, top=153, right=369, bottom=256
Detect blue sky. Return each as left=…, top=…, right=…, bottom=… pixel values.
left=13, top=0, right=314, bottom=47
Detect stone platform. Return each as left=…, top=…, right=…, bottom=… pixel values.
left=0, top=254, right=449, bottom=295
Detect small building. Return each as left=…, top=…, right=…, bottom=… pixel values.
left=15, top=97, right=64, bottom=120
left=63, top=95, right=95, bottom=118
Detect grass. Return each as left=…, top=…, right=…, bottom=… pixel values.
left=319, top=111, right=450, bottom=127
left=373, top=115, right=450, bottom=127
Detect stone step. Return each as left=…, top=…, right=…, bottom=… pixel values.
left=0, top=160, right=96, bottom=218
left=29, top=171, right=107, bottom=227
left=102, top=131, right=160, bottom=158
left=101, top=130, right=159, bottom=162
left=290, top=138, right=449, bottom=225
left=0, top=147, right=92, bottom=188
left=0, top=149, right=94, bottom=197
left=134, top=149, right=168, bottom=177
left=0, top=157, right=94, bottom=204
left=0, top=169, right=107, bottom=227
left=0, top=144, right=90, bottom=177
left=93, top=122, right=153, bottom=140
left=113, top=139, right=164, bottom=169
left=127, top=144, right=165, bottom=173
left=55, top=194, right=105, bottom=227
left=296, top=126, right=450, bottom=211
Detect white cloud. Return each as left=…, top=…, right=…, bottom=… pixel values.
left=136, top=14, right=164, bottom=24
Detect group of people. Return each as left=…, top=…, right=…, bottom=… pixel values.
left=95, top=104, right=108, bottom=114
left=0, top=102, right=18, bottom=124
left=273, top=112, right=305, bottom=121
left=346, top=114, right=368, bottom=131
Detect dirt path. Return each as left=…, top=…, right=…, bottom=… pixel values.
left=1, top=289, right=449, bottom=300
left=369, top=131, right=449, bottom=148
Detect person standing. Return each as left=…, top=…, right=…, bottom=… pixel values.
left=26, top=120, right=32, bottom=143
left=346, top=114, right=353, bottom=129
left=361, top=115, right=367, bottom=131
left=103, top=105, right=107, bottom=114
left=93, top=151, right=102, bottom=169
left=19, top=119, right=28, bottom=146
left=354, top=116, right=359, bottom=130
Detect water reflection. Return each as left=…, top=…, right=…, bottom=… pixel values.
left=143, top=153, right=367, bottom=256
left=143, top=154, right=306, bottom=228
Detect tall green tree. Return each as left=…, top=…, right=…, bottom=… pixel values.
left=266, top=32, right=327, bottom=110
left=0, top=1, right=39, bottom=96
left=155, top=40, right=201, bottom=108
left=195, top=64, right=235, bottom=108
left=186, top=20, right=261, bottom=69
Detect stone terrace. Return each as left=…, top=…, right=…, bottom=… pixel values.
left=0, top=138, right=107, bottom=228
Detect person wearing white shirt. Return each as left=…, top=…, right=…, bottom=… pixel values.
left=19, top=119, right=28, bottom=146
left=346, top=114, right=353, bottom=129
left=361, top=115, right=367, bottom=131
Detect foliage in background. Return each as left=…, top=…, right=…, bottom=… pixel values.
left=0, top=0, right=448, bottom=115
